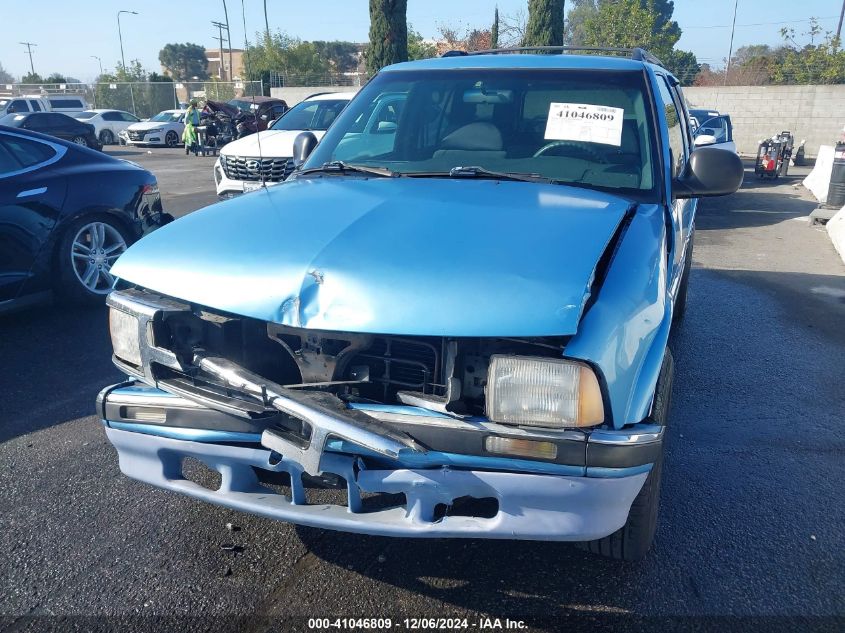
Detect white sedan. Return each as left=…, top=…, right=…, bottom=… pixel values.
left=72, top=109, right=140, bottom=145
left=120, top=110, right=186, bottom=147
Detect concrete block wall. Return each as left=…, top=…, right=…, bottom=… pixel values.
left=683, top=85, right=845, bottom=158
left=269, top=85, right=361, bottom=106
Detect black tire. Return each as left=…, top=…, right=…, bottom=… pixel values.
left=100, top=129, right=115, bottom=145
left=165, top=131, right=179, bottom=148
left=71, top=135, right=88, bottom=147
left=55, top=214, right=133, bottom=305
left=578, top=348, right=673, bottom=561
left=673, top=230, right=694, bottom=323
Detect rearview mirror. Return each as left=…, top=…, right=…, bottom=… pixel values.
left=293, top=131, right=319, bottom=168
left=673, top=147, right=744, bottom=198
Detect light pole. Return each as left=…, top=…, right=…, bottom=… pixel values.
left=91, top=55, right=103, bottom=76
left=117, top=10, right=138, bottom=114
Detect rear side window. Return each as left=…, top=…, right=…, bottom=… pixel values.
left=29, top=100, right=42, bottom=112
left=102, top=112, right=121, bottom=121
left=0, top=136, right=57, bottom=174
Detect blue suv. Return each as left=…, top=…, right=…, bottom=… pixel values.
left=99, top=48, right=743, bottom=560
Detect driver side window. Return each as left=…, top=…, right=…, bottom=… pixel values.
left=656, top=77, right=687, bottom=179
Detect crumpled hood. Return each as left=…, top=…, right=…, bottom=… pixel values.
left=112, top=178, right=630, bottom=336
left=220, top=129, right=327, bottom=158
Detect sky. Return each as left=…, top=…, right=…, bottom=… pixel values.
left=1, top=0, right=841, bottom=81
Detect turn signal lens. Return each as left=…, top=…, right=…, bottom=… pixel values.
left=484, top=436, right=558, bottom=460
left=486, top=355, right=604, bottom=428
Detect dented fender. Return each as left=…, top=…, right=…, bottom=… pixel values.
left=565, top=204, right=670, bottom=428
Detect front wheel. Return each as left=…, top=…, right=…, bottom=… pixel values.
left=71, top=135, right=88, bottom=147
left=56, top=216, right=132, bottom=304
left=100, top=129, right=115, bottom=145
left=578, top=348, right=673, bottom=561
left=165, top=131, right=179, bottom=147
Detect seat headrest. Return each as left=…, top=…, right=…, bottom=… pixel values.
left=441, top=122, right=503, bottom=151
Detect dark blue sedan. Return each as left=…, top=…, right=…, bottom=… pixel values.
left=0, top=126, right=172, bottom=311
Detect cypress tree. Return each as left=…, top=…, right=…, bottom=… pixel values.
left=491, top=7, right=500, bottom=49
left=367, top=0, right=409, bottom=75
left=524, top=0, right=565, bottom=48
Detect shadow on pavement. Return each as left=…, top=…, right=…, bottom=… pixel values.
left=0, top=303, right=122, bottom=443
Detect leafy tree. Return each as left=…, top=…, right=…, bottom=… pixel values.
left=245, top=32, right=330, bottom=85
left=491, top=7, right=500, bottom=49
left=524, top=0, right=565, bottom=47
left=437, top=26, right=492, bottom=54
left=774, top=25, right=845, bottom=84
left=0, top=62, right=13, bottom=84
left=158, top=43, right=209, bottom=81
left=408, top=27, right=437, bottom=60
left=312, top=41, right=360, bottom=73
left=21, top=72, right=44, bottom=84
left=367, top=0, right=408, bottom=75
left=581, top=0, right=678, bottom=60
left=664, top=49, right=699, bottom=85
left=564, top=0, right=597, bottom=45
left=45, top=73, right=67, bottom=83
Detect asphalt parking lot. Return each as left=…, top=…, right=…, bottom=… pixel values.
left=1, top=148, right=844, bottom=631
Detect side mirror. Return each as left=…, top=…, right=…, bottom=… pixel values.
left=693, top=134, right=717, bottom=147
left=293, top=131, right=318, bottom=168
left=673, top=147, right=744, bottom=199
left=260, top=113, right=270, bottom=121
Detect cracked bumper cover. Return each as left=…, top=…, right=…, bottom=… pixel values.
left=104, top=425, right=648, bottom=540
left=99, top=383, right=657, bottom=541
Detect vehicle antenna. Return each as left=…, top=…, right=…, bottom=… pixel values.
left=240, top=0, right=265, bottom=188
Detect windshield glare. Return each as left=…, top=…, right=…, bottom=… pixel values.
left=305, top=69, right=657, bottom=198
left=150, top=111, right=181, bottom=122
left=270, top=99, right=348, bottom=131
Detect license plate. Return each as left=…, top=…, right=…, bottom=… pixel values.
left=243, top=182, right=263, bottom=193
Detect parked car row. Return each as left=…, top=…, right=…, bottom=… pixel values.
left=0, top=112, right=102, bottom=150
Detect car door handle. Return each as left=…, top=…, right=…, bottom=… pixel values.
left=17, top=187, right=48, bottom=198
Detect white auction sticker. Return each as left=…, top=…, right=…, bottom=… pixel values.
left=544, top=102, right=624, bottom=146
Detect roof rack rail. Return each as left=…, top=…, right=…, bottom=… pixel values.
left=439, top=46, right=664, bottom=68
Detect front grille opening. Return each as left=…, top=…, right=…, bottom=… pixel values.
left=181, top=457, right=222, bottom=491
left=254, top=468, right=293, bottom=500
left=359, top=491, right=407, bottom=513
left=347, top=337, right=445, bottom=402
left=301, top=473, right=349, bottom=507
left=433, top=496, right=499, bottom=521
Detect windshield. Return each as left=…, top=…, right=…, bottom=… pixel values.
left=73, top=111, right=97, bottom=119
left=228, top=99, right=258, bottom=113
left=270, top=99, right=348, bottom=131
left=150, top=111, right=182, bottom=123
left=305, top=69, right=658, bottom=198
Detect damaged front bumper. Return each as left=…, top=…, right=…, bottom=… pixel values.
left=99, top=382, right=661, bottom=541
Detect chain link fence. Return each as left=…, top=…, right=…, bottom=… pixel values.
left=268, top=72, right=365, bottom=88
left=3, top=81, right=263, bottom=118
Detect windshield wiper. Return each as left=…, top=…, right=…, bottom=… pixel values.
left=409, top=166, right=553, bottom=183
left=297, top=161, right=399, bottom=178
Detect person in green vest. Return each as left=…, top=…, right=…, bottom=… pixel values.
left=182, top=99, right=201, bottom=155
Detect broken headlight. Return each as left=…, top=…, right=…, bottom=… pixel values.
left=486, top=355, right=604, bottom=429
left=109, top=307, right=142, bottom=367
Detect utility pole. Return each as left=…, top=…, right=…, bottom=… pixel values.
left=837, top=0, right=844, bottom=45
left=19, top=42, right=36, bottom=75
left=221, top=0, right=234, bottom=80
left=723, top=0, right=739, bottom=86
left=212, top=21, right=229, bottom=79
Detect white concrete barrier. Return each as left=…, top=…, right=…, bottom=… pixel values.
left=826, top=205, right=845, bottom=266
left=803, top=145, right=835, bottom=203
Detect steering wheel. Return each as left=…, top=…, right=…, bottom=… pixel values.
left=533, top=141, right=605, bottom=163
